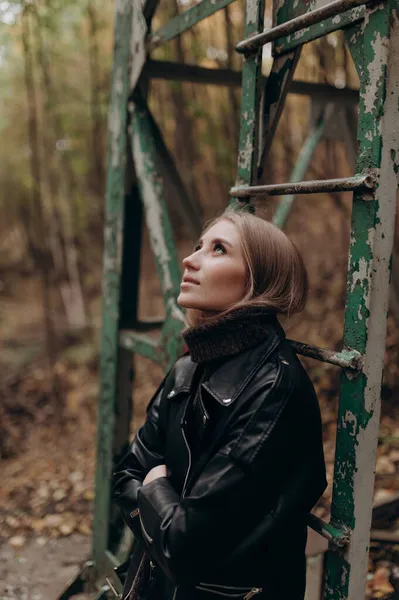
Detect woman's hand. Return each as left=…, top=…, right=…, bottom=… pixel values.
left=143, top=464, right=167, bottom=486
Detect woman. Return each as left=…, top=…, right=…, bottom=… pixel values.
left=112, top=209, right=327, bottom=600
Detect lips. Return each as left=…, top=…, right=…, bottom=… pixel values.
left=182, top=276, right=199, bottom=285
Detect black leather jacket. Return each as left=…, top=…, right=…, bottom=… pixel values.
left=112, top=318, right=327, bottom=600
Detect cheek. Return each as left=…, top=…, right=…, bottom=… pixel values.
left=209, top=262, right=246, bottom=293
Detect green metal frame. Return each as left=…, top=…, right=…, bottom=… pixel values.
left=58, top=1, right=399, bottom=598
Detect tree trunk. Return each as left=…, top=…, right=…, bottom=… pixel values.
left=21, top=2, right=58, bottom=372
left=87, top=0, right=105, bottom=198
left=34, top=2, right=88, bottom=330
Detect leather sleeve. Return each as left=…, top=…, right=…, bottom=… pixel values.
left=111, top=371, right=172, bottom=535
left=136, top=361, right=327, bottom=584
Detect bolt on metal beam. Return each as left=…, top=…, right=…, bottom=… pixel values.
left=307, top=514, right=350, bottom=548
left=236, top=0, right=372, bottom=54
left=230, top=174, right=376, bottom=198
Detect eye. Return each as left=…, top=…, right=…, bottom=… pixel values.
left=193, top=243, right=201, bottom=252
left=214, top=242, right=226, bottom=254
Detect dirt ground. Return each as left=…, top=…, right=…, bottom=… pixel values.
left=0, top=534, right=91, bottom=600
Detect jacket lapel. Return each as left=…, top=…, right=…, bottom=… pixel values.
left=202, top=319, right=285, bottom=406
left=170, top=318, right=285, bottom=405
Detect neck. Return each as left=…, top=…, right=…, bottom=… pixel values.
left=182, top=306, right=279, bottom=364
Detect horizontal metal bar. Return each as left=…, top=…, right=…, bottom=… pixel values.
left=146, top=59, right=241, bottom=87
left=145, top=60, right=359, bottom=105
left=289, top=340, right=364, bottom=370
left=307, top=513, right=350, bottom=548
left=236, top=0, right=371, bottom=54
left=119, top=330, right=163, bottom=362
left=230, top=174, right=377, bottom=198
left=147, top=0, right=236, bottom=51
left=274, top=4, right=366, bottom=56
left=370, top=529, right=399, bottom=544
left=133, top=318, right=165, bottom=331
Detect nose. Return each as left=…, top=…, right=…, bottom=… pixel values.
left=182, top=251, right=200, bottom=270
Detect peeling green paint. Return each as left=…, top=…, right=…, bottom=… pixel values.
left=234, top=0, right=265, bottom=193
left=130, top=99, right=181, bottom=301
left=325, top=3, right=399, bottom=599
left=274, top=4, right=366, bottom=55
left=148, top=0, right=236, bottom=50
left=129, top=99, right=185, bottom=368
left=93, top=0, right=132, bottom=574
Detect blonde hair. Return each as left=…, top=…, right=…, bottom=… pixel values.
left=185, top=209, right=308, bottom=327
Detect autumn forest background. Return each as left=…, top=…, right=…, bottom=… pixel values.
left=0, top=0, right=399, bottom=598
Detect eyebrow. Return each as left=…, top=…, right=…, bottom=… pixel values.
left=197, top=236, right=234, bottom=248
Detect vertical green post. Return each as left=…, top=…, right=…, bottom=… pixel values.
left=234, top=0, right=265, bottom=198
left=325, top=4, right=399, bottom=598
left=92, top=0, right=133, bottom=573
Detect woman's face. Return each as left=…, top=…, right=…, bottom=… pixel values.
left=177, top=219, right=247, bottom=313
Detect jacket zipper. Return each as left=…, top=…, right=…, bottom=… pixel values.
left=122, top=559, right=156, bottom=600
left=195, top=586, right=262, bottom=599
left=138, top=511, right=153, bottom=544
left=180, top=421, right=192, bottom=497
left=172, top=417, right=192, bottom=600
left=244, top=589, right=262, bottom=600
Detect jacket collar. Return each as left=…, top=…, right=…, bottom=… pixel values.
left=170, top=317, right=285, bottom=405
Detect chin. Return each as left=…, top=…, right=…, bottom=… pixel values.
left=177, top=292, right=191, bottom=308
left=177, top=292, right=206, bottom=311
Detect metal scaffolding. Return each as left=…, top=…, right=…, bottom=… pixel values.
left=59, top=1, right=399, bottom=599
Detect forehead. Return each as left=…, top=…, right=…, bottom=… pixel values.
left=202, top=219, right=240, bottom=243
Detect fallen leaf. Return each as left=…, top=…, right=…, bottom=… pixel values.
left=376, top=456, right=396, bottom=476
left=9, top=535, right=26, bottom=549
left=372, top=566, right=394, bottom=595
left=83, top=489, right=94, bottom=501
left=389, top=449, right=399, bottom=463
left=44, top=514, right=62, bottom=527
left=53, top=488, right=67, bottom=502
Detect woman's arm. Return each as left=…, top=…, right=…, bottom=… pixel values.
left=111, top=374, right=171, bottom=535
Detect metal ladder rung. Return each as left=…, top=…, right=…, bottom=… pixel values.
left=120, top=332, right=363, bottom=370
left=307, top=513, right=350, bottom=548
left=235, top=0, right=371, bottom=54
left=119, top=329, right=163, bottom=362
left=230, top=174, right=376, bottom=199
left=131, top=318, right=165, bottom=332
left=289, top=340, right=363, bottom=370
